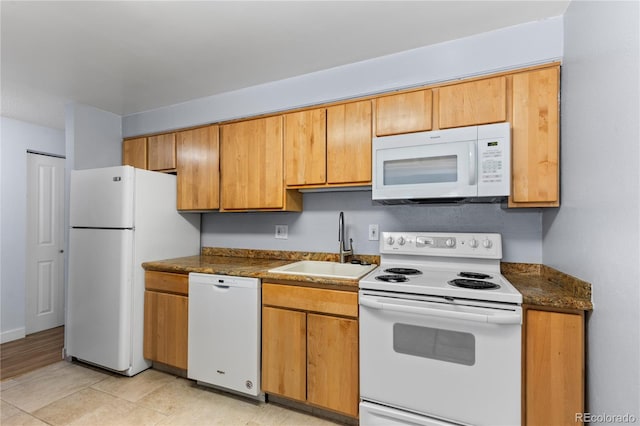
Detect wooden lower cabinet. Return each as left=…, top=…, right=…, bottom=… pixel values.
left=261, top=306, right=307, bottom=401
left=524, top=307, right=585, bottom=426
left=261, top=283, right=359, bottom=418
left=307, top=313, right=359, bottom=417
left=143, top=271, right=189, bottom=370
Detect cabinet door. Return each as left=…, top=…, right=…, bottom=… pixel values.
left=143, top=290, right=188, bottom=369
left=327, top=100, right=372, bottom=184
left=122, top=137, right=148, bottom=169
left=307, top=313, right=359, bottom=417
left=176, top=125, right=220, bottom=210
left=148, top=133, right=177, bottom=171
left=510, top=67, right=560, bottom=206
left=284, top=108, right=327, bottom=186
left=376, top=90, right=432, bottom=136
left=438, top=76, right=507, bottom=128
left=220, top=116, right=284, bottom=210
left=261, top=306, right=307, bottom=401
left=525, top=309, right=584, bottom=426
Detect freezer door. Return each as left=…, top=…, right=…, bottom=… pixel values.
left=66, top=228, right=134, bottom=372
left=70, top=166, right=135, bottom=228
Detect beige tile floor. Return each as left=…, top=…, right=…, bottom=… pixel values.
left=0, top=361, right=342, bottom=425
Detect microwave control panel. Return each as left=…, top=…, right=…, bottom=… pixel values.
left=477, top=126, right=510, bottom=196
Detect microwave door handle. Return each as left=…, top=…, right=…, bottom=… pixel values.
left=359, top=296, right=521, bottom=325
left=468, top=142, right=477, bottom=186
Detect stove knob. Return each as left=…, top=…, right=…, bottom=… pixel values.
left=386, top=236, right=395, bottom=245
left=397, top=236, right=406, bottom=246
left=469, top=238, right=479, bottom=248
left=445, top=238, right=455, bottom=247
left=482, top=239, right=493, bottom=249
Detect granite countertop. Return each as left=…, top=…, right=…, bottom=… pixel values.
left=143, top=248, right=593, bottom=310
left=142, top=248, right=381, bottom=292
left=502, top=263, right=593, bottom=311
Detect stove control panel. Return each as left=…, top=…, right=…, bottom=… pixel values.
left=380, top=232, right=502, bottom=259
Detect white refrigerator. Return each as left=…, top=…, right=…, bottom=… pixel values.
left=65, top=166, right=200, bottom=376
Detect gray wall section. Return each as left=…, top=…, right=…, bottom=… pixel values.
left=203, top=191, right=542, bottom=263
left=0, top=117, right=65, bottom=342
left=122, top=17, right=563, bottom=137
left=68, top=103, right=123, bottom=170
left=543, top=0, right=640, bottom=419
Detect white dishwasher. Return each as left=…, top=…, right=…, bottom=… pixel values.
left=188, top=273, right=262, bottom=398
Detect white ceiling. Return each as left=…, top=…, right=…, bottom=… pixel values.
left=1, top=1, right=570, bottom=130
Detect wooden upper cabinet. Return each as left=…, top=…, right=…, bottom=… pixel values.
left=221, top=116, right=300, bottom=211
left=122, top=137, right=148, bottom=169
left=375, top=89, right=433, bottom=136
left=284, top=108, right=327, bottom=186
left=327, top=100, right=372, bottom=185
left=510, top=66, right=560, bottom=207
left=176, top=125, right=220, bottom=211
left=148, top=133, right=177, bottom=171
left=438, top=76, right=507, bottom=128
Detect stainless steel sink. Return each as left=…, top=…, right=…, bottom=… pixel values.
left=268, top=260, right=377, bottom=280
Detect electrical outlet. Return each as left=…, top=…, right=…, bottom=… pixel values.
left=368, top=224, right=379, bottom=241
left=275, top=225, right=288, bottom=239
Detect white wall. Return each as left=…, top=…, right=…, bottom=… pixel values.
left=123, top=17, right=563, bottom=137
left=203, top=192, right=542, bottom=262
left=0, top=117, right=65, bottom=343
left=543, top=0, right=639, bottom=419
left=66, top=103, right=122, bottom=170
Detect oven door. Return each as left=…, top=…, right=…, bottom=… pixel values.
left=359, top=291, right=521, bottom=426
left=372, top=131, right=478, bottom=201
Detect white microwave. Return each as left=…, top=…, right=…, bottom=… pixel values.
left=372, top=122, right=511, bottom=204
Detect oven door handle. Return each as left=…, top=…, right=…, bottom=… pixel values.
left=359, top=296, right=521, bottom=325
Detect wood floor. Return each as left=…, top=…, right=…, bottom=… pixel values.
left=0, top=326, right=64, bottom=381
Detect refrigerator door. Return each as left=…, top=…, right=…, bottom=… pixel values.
left=66, top=228, right=134, bottom=372
left=70, top=166, right=135, bottom=228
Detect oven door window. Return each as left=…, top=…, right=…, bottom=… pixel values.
left=383, top=155, right=458, bottom=185
left=393, top=323, right=475, bottom=366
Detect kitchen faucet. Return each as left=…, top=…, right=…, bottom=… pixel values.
left=338, top=211, right=353, bottom=263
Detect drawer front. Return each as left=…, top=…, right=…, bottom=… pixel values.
left=262, top=283, right=358, bottom=318
left=145, top=271, right=188, bottom=295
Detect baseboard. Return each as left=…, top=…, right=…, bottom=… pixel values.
left=1, top=327, right=26, bottom=344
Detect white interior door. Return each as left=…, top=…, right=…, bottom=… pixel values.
left=26, top=153, right=66, bottom=334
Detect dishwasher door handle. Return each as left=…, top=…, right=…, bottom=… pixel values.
left=213, top=284, right=230, bottom=290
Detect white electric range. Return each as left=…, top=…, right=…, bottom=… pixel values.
left=359, top=232, right=522, bottom=426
